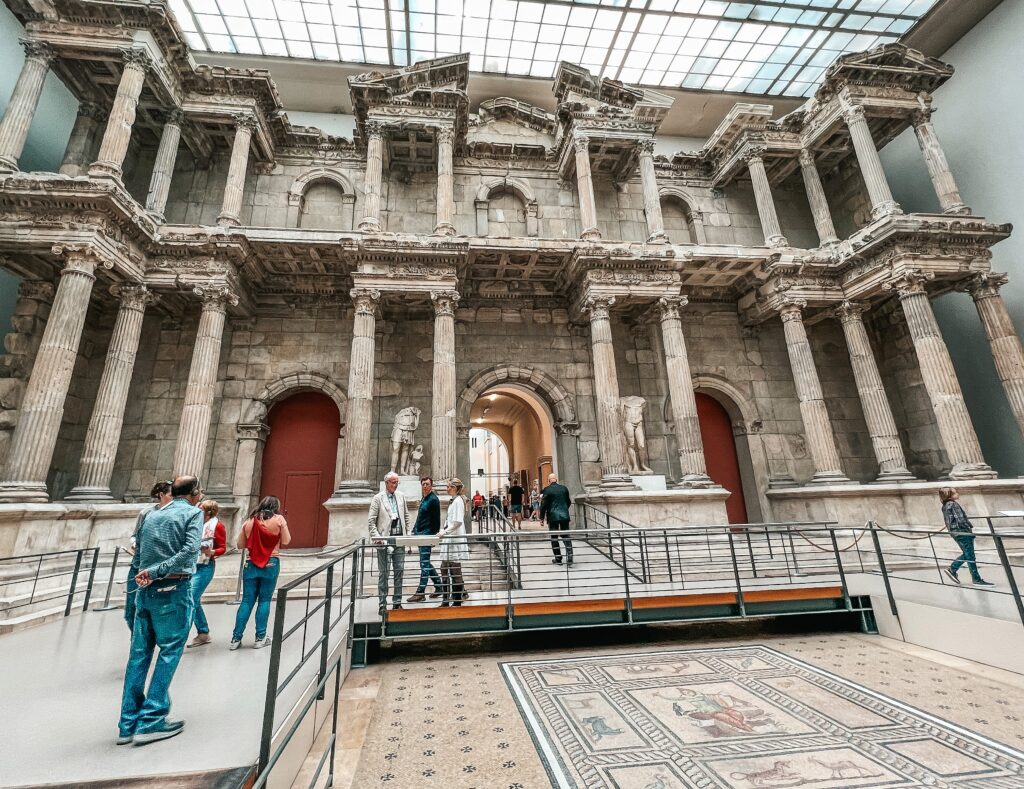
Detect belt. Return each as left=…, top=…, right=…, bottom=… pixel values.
left=161, top=573, right=190, bottom=581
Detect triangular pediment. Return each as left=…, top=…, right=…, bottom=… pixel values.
left=819, top=43, right=954, bottom=95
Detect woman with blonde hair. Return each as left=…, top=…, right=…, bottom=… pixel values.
left=187, top=499, right=226, bottom=648
left=438, top=478, right=469, bottom=607
left=938, top=487, right=993, bottom=586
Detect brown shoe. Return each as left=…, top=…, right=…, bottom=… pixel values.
left=406, top=593, right=427, bottom=603
left=187, top=633, right=211, bottom=648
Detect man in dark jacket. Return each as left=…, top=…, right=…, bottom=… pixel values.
left=407, top=476, right=443, bottom=602
left=540, top=473, right=573, bottom=565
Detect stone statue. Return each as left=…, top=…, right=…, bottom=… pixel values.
left=620, top=396, right=653, bottom=474
left=390, top=406, right=421, bottom=475
left=408, top=444, right=424, bottom=476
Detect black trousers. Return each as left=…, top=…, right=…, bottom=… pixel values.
left=549, top=519, right=573, bottom=561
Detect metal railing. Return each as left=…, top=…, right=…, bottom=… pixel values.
left=577, top=502, right=651, bottom=582
left=476, top=504, right=523, bottom=588
left=0, top=547, right=101, bottom=620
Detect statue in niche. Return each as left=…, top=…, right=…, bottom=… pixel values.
left=390, top=406, right=421, bottom=475
left=620, top=396, right=653, bottom=475
left=408, top=444, right=424, bottom=477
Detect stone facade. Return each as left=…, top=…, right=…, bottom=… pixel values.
left=0, top=0, right=1021, bottom=553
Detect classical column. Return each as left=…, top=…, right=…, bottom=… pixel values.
left=834, top=301, right=914, bottom=481
left=336, top=288, right=380, bottom=494
left=59, top=102, right=103, bottom=177
left=637, top=139, right=667, bottom=243
left=657, top=296, right=713, bottom=487
left=89, top=49, right=150, bottom=180
left=843, top=103, right=901, bottom=219
left=358, top=121, right=385, bottom=233
left=574, top=135, right=601, bottom=241
left=778, top=298, right=849, bottom=484
left=888, top=271, right=994, bottom=479
left=798, top=149, right=839, bottom=246
left=745, top=149, right=788, bottom=248
left=145, top=109, right=184, bottom=223
left=67, top=284, right=155, bottom=500
left=583, top=295, right=633, bottom=489
left=173, top=286, right=236, bottom=477
left=217, top=114, right=255, bottom=226
left=0, top=41, right=54, bottom=171
left=912, top=107, right=969, bottom=215
left=966, top=272, right=1024, bottom=441
left=431, top=290, right=459, bottom=485
left=0, top=247, right=108, bottom=502
left=233, top=422, right=270, bottom=525
left=433, top=126, right=456, bottom=236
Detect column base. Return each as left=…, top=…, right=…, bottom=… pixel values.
left=948, top=462, right=998, bottom=480
left=674, top=473, right=721, bottom=489
left=870, top=201, right=903, bottom=220
left=0, top=156, right=18, bottom=172
left=873, top=467, right=917, bottom=483
left=942, top=204, right=971, bottom=215
left=768, top=474, right=799, bottom=489
left=64, top=485, right=115, bottom=502
left=358, top=218, right=381, bottom=233
left=433, top=222, right=456, bottom=237
left=88, top=161, right=123, bottom=181
left=807, top=470, right=854, bottom=485
left=217, top=214, right=240, bottom=227
left=580, top=227, right=602, bottom=242
left=0, top=482, right=49, bottom=503
left=599, top=474, right=638, bottom=490
left=334, top=480, right=375, bottom=496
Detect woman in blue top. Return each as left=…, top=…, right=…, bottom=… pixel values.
left=939, top=488, right=994, bottom=586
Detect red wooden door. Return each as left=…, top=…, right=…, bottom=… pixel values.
left=696, top=393, right=749, bottom=524
left=260, top=392, right=340, bottom=548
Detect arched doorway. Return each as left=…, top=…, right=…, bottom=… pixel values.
left=260, top=391, right=340, bottom=548
left=696, top=393, right=749, bottom=524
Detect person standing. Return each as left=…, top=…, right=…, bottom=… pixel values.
left=186, top=499, right=226, bottom=648
left=508, top=476, right=525, bottom=530
left=529, top=481, right=542, bottom=522
left=439, top=478, right=469, bottom=607
left=117, top=475, right=204, bottom=746
left=368, top=471, right=410, bottom=615
left=540, top=473, right=573, bottom=565
left=125, top=480, right=173, bottom=631
left=939, top=488, right=994, bottom=586
left=407, top=476, right=443, bottom=603
left=472, top=490, right=484, bottom=523
left=230, top=496, right=291, bottom=649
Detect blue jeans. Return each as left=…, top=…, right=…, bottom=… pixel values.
left=190, top=561, right=216, bottom=634
left=415, top=544, right=442, bottom=594
left=124, top=568, right=138, bottom=631
left=232, top=558, right=280, bottom=641
left=119, top=580, right=193, bottom=737
left=951, top=534, right=982, bottom=581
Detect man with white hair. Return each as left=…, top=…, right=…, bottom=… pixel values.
left=368, top=471, right=410, bottom=616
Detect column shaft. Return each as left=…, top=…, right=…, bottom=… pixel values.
left=585, top=296, right=632, bottom=488
left=0, top=253, right=100, bottom=501
left=844, top=104, right=901, bottom=219
left=173, top=288, right=233, bottom=477
left=431, top=291, right=459, bottom=484
left=145, top=110, right=183, bottom=221
left=836, top=302, right=913, bottom=481
left=59, top=102, right=102, bottom=177
left=969, top=273, right=1024, bottom=441
left=799, top=150, right=839, bottom=246
left=574, top=136, right=601, bottom=241
left=217, top=116, right=254, bottom=226
left=746, top=152, right=787, bottom=247
left=68, top=285, right=153, bottom=500
left=637, top=140, right=667, bottom=243
left=779, top=301, right=849, bottom=483
left=337, top=288, right=380, bottom=493
left=433, top=127, right=455, bottom=236
left=0, top=42, right=53, bottom=171
left=913, top=113, right=969, bottom=214
left=893, top=273, right=994, bottom=478
left=89, top=50, right=149, bottom=180
left=359, top=123, right=384, bottom=232
left=658, top=297, right=713, bottom=486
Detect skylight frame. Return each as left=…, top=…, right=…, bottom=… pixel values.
left=169, top=0, right=938, bottom=98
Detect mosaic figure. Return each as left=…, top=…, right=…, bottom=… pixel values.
left=661, top=687, right=777, bottom=737
left=581, top=715, right=623, bottom=741
left=729, top=760, right=804, bottom=787
left=810, top=756, right=882, bottom=780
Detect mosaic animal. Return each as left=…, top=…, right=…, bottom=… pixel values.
left=730, top=760, right=803, bottom=787
left=581, top=715, right=622, bottom=741
left=809, top=757, right=880, bottom=779
left=644, top=774, right=670, bottom=789
left=624, top=663, right=689, bottom=675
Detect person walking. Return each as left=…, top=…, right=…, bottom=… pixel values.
left=407, top=476, right=443, bottom=603
left=472, top=490, right=484, bottom=523
left=529, top=481, right=542, bottom=522
left=939, top=488, right=994, bottom=586
left=124, top=480, right=173, bottom=631
left=439, top=478, right=469, bottom=607
left=368, top=471, right=410, bottom=615
left=186, top=499, right=226, bottom=648
left=117, top=476, right=204, bottom=746
left=508, top=476, right=525, bottom=530
left=230, top=496, right=291, bottom=649
left=540, top=473, right=573, bottom=565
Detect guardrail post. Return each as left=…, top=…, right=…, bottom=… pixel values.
left=227, top=549, right=246, bottom=605
left=620, top=533, right=633, bottom=624
left=82, top=547, right=100, bottom=611
left=726, top=528, right=745, bottom=617
left=745, top=528, right=758, bottom=579
left=65, top=549, right=85, bottom=617
left=318, top=563, right=335, bottom=701
left=990, top=524, right=1024, bottom=628
left=828, top=528, right=852, bottom=611
left=868, top=521, right=899, bottom=618
left=96, top=546, right=122, bottom=611
left=347, top=548, right=359, bottom=647
left=259, top=588, right=289, bottom=773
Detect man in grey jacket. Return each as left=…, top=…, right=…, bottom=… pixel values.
left=540, top=473, right=573, bottom=565
left=368, top=471, right=410, bottom=615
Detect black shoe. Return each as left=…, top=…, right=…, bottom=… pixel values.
left=133, top=720, right=185, bottom=746
left=552, top=558, right=562, bottom=564
left=973, top=579, right=996, bottom=586
left=440, top=601, right=450, bottom=608
left=943, top=568, right=961, bottom=585
left=392, top=603, right=403, bottom=610
left=429, top=589, right=443, bottom=599
left=378, top=605, right=386, bottom=617
left=566, top=557, right=574, bottom=566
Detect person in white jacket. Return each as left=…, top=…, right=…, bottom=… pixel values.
left=438, top=477, right=469, bottom=607
left=367, top=471, right=410, bottom=615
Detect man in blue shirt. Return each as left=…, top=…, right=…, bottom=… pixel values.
left=118, top=475, right=204, bottom=745
left=407, top=476, right=443, bottom=603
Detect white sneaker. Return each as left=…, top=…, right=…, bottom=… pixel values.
left=229, top=639, right=242, bottom=651
left=253, top=637, right=272, bottom=649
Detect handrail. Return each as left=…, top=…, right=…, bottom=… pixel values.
left=0, top=546, right=101, bottom=620
left=578, top=503, right=650, bottom=583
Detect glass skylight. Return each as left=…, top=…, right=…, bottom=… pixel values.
left=170, top=0, right=939, bottom=98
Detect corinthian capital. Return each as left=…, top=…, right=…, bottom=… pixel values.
left=834, top=300, right=867, bottom=323
left=573, top=134, right=590, bottom=154
left=193, top=284, right=239, bottom=310
left=965, top=271, right=1008, bottom=300
left=657, top=295, right=689, bottom=321
left=435, top=126, right=455, bottom=146
left=430, top=290, right=460, bottom=316
left=741, top=146, right=767, bottom=165
left=52, top=243, right=113, bottom=275
left=843, top=103, right=866, bottom=123
left=233, top=113, right=258, bottom=133
left=121, top=48, right=152, bottom=72
left=635, top=138, right=656, bottom=156
left=350, top=287, right=381, bottom=315
left=778, top=295, right=807, bottom=323
left=78, top=101, right=105, bottom=122
left=365, top=121, right=387, bottom=139
left=166, top=108, right=185, bottom=126
left=112, top=283, right=157, bottom=311
left=583, top=294, right=615, bottom=321
left=883, top=269, right=933, bottom=299
left=21, top=39, right=54, bottom=63
left=798, top=148, right=816, bottom=167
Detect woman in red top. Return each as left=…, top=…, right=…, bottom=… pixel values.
left=187, top=499, right=226, bottom=648
left=230, top=496, right=291, bottom=650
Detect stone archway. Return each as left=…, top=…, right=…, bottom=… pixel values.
left=658, top=186, right=707, bottom=244
left=474, top=177, right=539, bottom=237
left=286, top=168, right=356, bottom=229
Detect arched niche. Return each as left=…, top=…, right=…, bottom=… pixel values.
left=659, top=186, right=707, bottom=244
left=287, top=168, right=356, bottom=230
left=475, top=177, right=539, bottom=237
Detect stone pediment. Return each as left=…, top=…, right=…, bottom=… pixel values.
left=817, top=43, right=954, bottom=97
